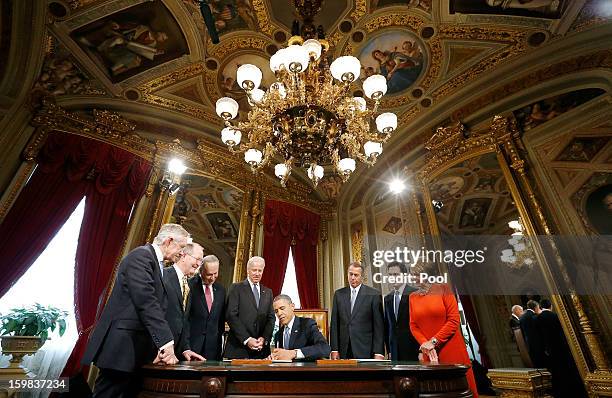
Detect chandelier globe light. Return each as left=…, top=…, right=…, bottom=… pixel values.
left=214, top=1, right=398, bottom=188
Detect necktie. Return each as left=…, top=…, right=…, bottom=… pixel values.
left=205, top=284, right=213, bottom=312
left=394, top=290, right=400, bottom=320
left=350, top=288, right=356, bottom=313
left=253, top=283, right=260, bottom=308
left=181, top=276, right=189, bottom=312
left=283, top=326, right=291, bottom=349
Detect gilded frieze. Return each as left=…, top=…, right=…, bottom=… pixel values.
left=453, top=49, right=612, bottom=121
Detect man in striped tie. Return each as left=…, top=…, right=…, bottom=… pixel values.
left=162, top=243, right=205, bottom=361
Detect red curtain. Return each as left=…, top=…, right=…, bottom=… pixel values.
left=0, top=132, right=151, bottom=378
left=261, top=201, right=292, bottom=296
left=261, top=200, right=320, bottom=308
left=459, top=294, right=492, bottom=368
left=292, top=209, right=320, bottom=309
left=62, top=142, right=151, bottom=377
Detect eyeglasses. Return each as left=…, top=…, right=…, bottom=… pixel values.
left=185, top=253, right=204, bottom=266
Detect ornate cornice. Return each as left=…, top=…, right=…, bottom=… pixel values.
left=26, top=98, right=333, bottom=215
left=453, top=49, right=612, bottom=121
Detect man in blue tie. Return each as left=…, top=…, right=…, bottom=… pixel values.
left=383, top=262, right=419, bottom=361
left=269, top=294, right=331, bottom=361
left=225, top=256, right=275, bottom=359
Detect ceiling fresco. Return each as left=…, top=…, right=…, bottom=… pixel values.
left=429, top=152, right=517, bottom=235
left=30, top=0, right=611, bottom=202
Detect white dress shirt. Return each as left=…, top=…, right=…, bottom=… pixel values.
left=282, top=315, right=304, bottom=359
left=151, top=243, right=174, bottom=352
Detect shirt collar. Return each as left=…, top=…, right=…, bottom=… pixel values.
left=285, top=315, right=296, bottom=332
left=173, top=264, right=185, bottom=280
left=351, top=284, right=362, bottom=294
left=247, top=278, right=258, bottom=289
left=394, top=283, right=406, bottom=295
left=512, top=314, right=520, bottom=320
left=541, top=308, right=551, bottom=312
left=152, top=243, right=164, bottom=264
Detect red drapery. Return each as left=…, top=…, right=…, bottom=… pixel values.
left=261, top=200, right=320, bottom=308
left=459, top=294, right=492, bottom=369
left=0, top=132, right=151, bottom=378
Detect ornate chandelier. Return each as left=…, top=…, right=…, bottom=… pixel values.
left=214, top=7, right=397, bottom=188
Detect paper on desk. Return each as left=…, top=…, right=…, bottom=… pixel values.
left=355, top=359, right=392, bottom=362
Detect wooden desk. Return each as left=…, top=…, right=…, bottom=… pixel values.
left=139, top=361, right=473, bottom=398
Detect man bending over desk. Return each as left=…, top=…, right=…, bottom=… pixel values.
left=269, top=294, right=331, bottom=361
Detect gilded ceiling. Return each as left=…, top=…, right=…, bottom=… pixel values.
left=13, top=0, right=612, bottom=205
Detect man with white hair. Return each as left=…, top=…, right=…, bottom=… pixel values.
left=510, top=305, right=523, bottom=330
left=83, top=223, right=190, bottom=398
left=225, top=256, right=275, bottom=359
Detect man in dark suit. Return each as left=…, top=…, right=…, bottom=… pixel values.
left=268, top=294, right=331, bottom=361
left=162, top=242, right=205, bottom=361
left=184, top=254, right=226, bottom=360
left=384, top=262, right=419, bottom=361
left=519, top=300, right=548, bottom=368
left=330, top=262, right=384, bottom=359
left=509, top=305, right=523, bottom=330
left=536, top=299, right=587, bottom=398
left=225, top=256, right=275, bottom=359
left=82, top=224, right=188, bottom=398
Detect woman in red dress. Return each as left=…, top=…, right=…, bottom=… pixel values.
left=409, top=283, right=479, bottom=397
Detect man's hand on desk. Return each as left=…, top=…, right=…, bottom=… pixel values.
left=373, top=354, right=385, bottom=360
left=182, top=350, right=206, bottom=361
left=270, top=348, right=296, bottom=360
left=153, top=347, right=179, bottom=365
left=330, top=351, right=339, bottom=360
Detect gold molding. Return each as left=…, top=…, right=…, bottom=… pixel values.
left=416, top=115, right=611, bottom=396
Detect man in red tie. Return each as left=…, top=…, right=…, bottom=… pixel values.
left=184, top=255, right=226, bottom=361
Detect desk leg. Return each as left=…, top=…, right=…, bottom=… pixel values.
left=394, top=376, right=418, bottom=398
left=201, top=376, right=226, bottom=398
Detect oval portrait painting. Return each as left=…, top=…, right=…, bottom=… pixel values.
left=358, top=30, right=425, bottom=95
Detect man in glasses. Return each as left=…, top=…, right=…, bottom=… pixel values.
left=184, top=254, right=226, bottom=361
left=83, top=223, right=190, bottom=398
left=163, top=243, right=206, bottom=361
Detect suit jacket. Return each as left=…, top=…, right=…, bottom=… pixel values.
left=384, top=286, right=420, bottom=361
left=536, top=310, right=588, bottom=397
left=82, top=244, right=174, bottom=372
left=225, top=279, right=275, bottom=359
left=273, top=316, right=331, bottom=361
left=519, top=309, right=548, bottom=367
left=330, top=284, right=384, bottom=359
left=185, top=276, right=226, bottom=360
left=509, top=315, right=521, bottom=329
left=162, top=266, right=191, bottom=356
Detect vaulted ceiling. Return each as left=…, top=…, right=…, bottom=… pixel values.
left=2, top=0, right=611, bottom=207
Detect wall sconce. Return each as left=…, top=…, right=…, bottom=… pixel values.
left=501, top=218, right=534, bottom=269
left=161, top=158, right=187, bottom=196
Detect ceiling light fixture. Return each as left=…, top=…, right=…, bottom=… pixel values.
left=214, top=1, right=397, bottom=188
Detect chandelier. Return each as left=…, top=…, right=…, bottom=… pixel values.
left=214, top=6, right=397, bottom=187
left=500, top=219, right=535, bottom=269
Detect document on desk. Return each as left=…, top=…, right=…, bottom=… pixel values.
left=271, top=359, right=292, bottom=363
left=356, top=359, right=392, bottom=362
